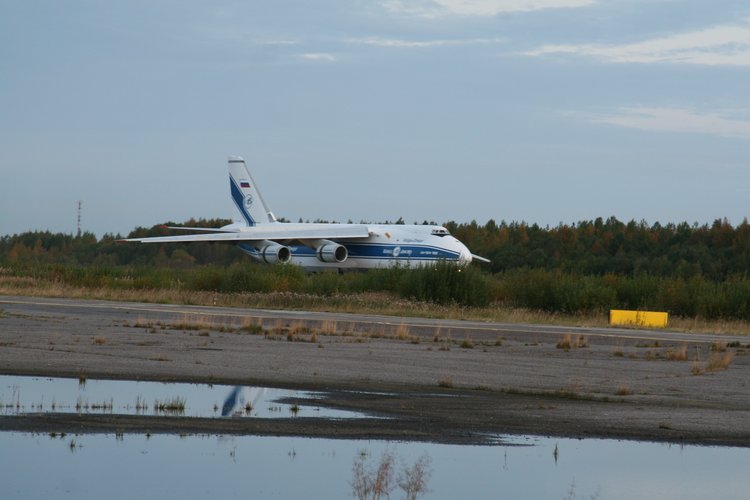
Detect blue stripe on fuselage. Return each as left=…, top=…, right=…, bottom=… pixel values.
left=238, top=242, right=459, bottom=263
left=230, top=178, right=255, bottom=226
left=290, top=242, right=459, bottom=260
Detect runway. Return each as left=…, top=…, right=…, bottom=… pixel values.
left=0, top=295, right=740, bottom=345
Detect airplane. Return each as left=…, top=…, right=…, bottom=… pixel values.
left=121, top=156, right=489, bottom=271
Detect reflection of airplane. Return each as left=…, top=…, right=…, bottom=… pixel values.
left=122, top=157, right=489, bottom=271
left=221, top=386, right=268, bottom=417
left=221, top=386, right=242, bottom=416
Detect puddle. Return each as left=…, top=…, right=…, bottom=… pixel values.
left=1, top=378, right=749, bottom=499
left=1, top=432, right=748, bottom=499
left=1, top=375, right=749, bottom=498
left=0, top=375, right=370, bottom=419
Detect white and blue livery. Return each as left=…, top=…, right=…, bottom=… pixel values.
left=122, top=156, right=489, bottom=271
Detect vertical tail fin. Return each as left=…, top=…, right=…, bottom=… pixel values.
left=228, top=156, right=276, bottom=226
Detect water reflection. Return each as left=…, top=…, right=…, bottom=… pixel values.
left=352, top=449, right=432, bottom=500
left=0, top=375, right=371, bottom=419
left=2, top=376, right=749, bottom=498
left=0, top=432, right=747, bottom=499
left=221, top=386, right=242, bottom=416
left=220, top=386, right=275, bottom=417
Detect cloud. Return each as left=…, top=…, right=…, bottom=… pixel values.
left=524, top=20, right=750, bottom=66
left=383, top=0, right=595, bottom=17
left=298, top=52, right=337, bottom=62
left=348, top=36, right=504, bottom=48
left=588, top=107, right=750, bottom=140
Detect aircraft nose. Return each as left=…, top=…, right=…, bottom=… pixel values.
left=458, top=244, right=472, bottom=265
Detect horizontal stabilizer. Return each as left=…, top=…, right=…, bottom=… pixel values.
left=471, top=254, right=491, bottom=263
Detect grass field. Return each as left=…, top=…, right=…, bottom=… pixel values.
left=2, top=270, right=749, bottom=335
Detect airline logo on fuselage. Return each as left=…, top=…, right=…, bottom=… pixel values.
left=383, top=246, right=413, bottom=257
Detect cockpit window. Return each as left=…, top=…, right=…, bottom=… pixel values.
left=431, top=228, right=450, bottom=237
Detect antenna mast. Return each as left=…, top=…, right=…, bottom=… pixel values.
left=77, top=200, right=82, bottom=237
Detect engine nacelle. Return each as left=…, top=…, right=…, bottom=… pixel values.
left=256, top=241, right=291, bottom=264
left=316, top=243, right=348, bottom=263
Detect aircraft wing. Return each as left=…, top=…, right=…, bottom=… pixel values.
left=471, top=254, right=491, bottom=263
left=119, top=224, right=371, bottom=244
left=165, top=226, right=239, bottom=233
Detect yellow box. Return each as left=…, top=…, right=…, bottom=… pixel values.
left=609, top=310, right=668, bottom=328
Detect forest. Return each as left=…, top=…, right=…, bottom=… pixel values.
left=2, top=216, right=750, bottom=319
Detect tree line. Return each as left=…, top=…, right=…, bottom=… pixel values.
left=2, top=216, right=750, bottom=317
left=449, top=216, right=750, bottom=280
left=5, top=216, right=750, bottom=279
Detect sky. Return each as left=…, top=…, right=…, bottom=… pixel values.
left=1, top=0, right=749, bottom=237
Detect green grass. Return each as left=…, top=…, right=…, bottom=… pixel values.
left=154, top=397, right=186, bottom=413
left=5, top=262, right=750, bottom=334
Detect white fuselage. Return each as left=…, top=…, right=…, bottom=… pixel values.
left=237, top=223, right=472, bottom=271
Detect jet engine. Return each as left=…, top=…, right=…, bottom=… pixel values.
left=255, top=241, right=291, bottom=264
left=316, top=243, right=348, bottom=263
left=297, top=239, right=348, bottom=263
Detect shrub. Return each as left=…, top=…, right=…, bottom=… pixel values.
left=396, top=261, right=493, bottom=307
left=706, top=352, right=734, bottom=372
left=665, top=345, right=688, bottom=361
